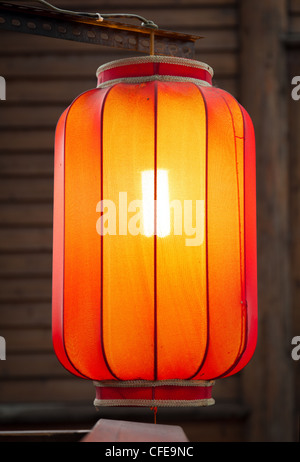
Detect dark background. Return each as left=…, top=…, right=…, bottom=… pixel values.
left=0, top=0, right=299, bottom=442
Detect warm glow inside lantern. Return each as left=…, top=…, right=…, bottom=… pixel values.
left=52, top=56, right=257, bottom=408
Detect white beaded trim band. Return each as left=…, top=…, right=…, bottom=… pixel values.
left=94, top=398, right=215, bottom=407
left=93, top=379, right=214, bottom=388
left=97, top=74, right=212, bottom=88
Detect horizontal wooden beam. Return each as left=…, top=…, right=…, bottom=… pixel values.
left=0, top=2, right=202, bottom=58
left=0, top=429, right=88, bottom=442
left=0, top=402, right=250, bottom=426
left=282, top=32, right=300, bottom=47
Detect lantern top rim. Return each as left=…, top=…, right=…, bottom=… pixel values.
left=96, top=55, right=214, bottom=88
left=96, top=55, right=214, bottom=77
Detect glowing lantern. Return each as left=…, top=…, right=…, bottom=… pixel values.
left=52, top=56, right=257, bottom=408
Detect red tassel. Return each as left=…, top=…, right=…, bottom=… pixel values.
left=150, top=406, right=158, bottom=424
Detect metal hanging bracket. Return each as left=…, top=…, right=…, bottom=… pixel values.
left=0, top=2, right=203, bottom=58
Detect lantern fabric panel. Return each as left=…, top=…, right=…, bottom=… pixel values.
left=52, top=107, right=86, bottom=379
left=52, top=56, right=257, bottom=406
left=53, top=88, right=117, bottom=381
left=191, top=86, right=247, bottom=380
left=156, top=82, right=208, bottom=380
left=102, top=83, right=156, bottom=380
left=221, top=104, right=257, bottom=378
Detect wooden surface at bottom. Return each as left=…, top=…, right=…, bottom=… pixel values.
left=81, top=419, right=189, bottom=442
left=0, top=429, right=88, bottom=442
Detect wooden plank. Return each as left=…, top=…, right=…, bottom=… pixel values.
left=0, top=154, right=54, bottom=176
left=0, top=130, right=54, bottom=152
left=213, top=77, right=239, bottom=97
left=49, top=0, right=237, bottom=7
left=4, top=79, right=96, bottom=104
left=0, top=203, right=52, bottom=227
left=3, top=76, right=238, bottom=106
left=197, top=28, right=238, bottom=52
left=240, top=0, right=295, bottom=442
left=0, top=402, right=97, bottom=426
left=290, top=15, right=300, bottom=34
left=0, top=378, right=94, bottom=402
left=81, top=419, right=189, bottom=442
left=0, top=278, right=51, bottom=301
left=0, top=303, right=51, bottom=327
left=0, top=328, right=52, bottom=352
left=0, top=430, right=88, bottom=443
left=0, top=401, right=247, bottom=425
left=0, top=52, right=135, bottom=78
left=290, top=0, right=300, bottom=14
left=0, top=228, right=52, bottom=252
left=0, top=350, right=239, bottom=401
left=0, top=178, right=53, bottom=201
left=180, top=419, right=245, bottom=443
left=0, top=353, right=65, bottom=378
left=212, top=377, right=239, bottom=401
left=0, top=253, right=52, bottom=276
left=0, top=203, right=53, bottom=226
left=0, top=51, right=237, bottom=79
left=0, top=403, right=249, bottom=443
left=0, top=106, right=66, bottom=129
left=106, top=7, right=237, bottom=29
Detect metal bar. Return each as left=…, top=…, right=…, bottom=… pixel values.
left=0, top=3, right=202, bottom=58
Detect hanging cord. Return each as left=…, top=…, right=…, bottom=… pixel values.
left=2, top=0, right=158, bottom=28
left=150, top=406, right=158, bottom=424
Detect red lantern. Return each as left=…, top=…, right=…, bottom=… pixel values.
left=52, top=56, right=257, bottom=408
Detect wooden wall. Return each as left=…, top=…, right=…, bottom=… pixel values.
left=0, top=0, right=298, bottom=442
left=290, top=0, right=300, bottom=33
left=289, top=0, right=300, bottom=430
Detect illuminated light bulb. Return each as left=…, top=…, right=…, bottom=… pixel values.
left=142, top=169, right=170, bottom=238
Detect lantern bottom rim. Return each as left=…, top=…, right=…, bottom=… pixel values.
left=93, top=380, right=215, bottom=408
